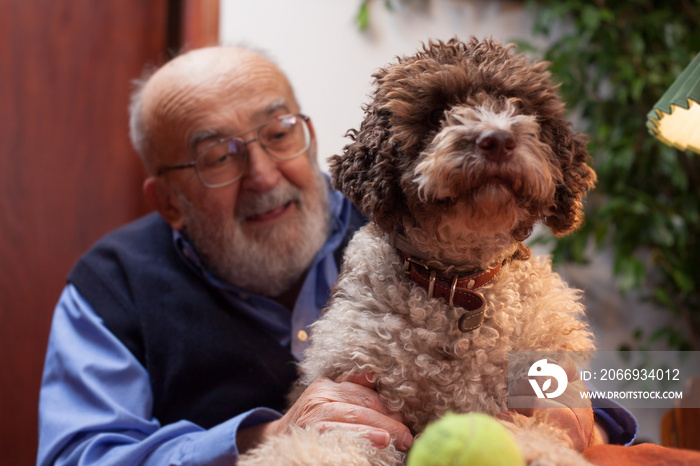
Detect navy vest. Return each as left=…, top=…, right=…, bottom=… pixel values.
left=68, top=209, right=365, bottom=429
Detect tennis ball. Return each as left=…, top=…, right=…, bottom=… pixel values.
left=406, top=412, right=525, bottom=466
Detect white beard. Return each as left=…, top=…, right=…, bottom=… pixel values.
left=179, top=172, right=330, bottom=297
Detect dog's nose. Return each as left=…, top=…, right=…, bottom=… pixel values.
left=477, top=130, right=516, bottom=162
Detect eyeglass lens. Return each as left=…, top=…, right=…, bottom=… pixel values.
left=196, top=114, right=310, bottom=188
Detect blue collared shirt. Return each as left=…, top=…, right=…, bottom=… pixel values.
left=38, top=182, right=353, bottom=465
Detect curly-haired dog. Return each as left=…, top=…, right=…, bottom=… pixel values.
left=240, top=37, right=599, bottom=465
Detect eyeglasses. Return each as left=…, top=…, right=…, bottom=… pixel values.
left=157, top=113, right=312, bottom=188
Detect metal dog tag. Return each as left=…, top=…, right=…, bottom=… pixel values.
left=457, top=294, right=486, bottom=332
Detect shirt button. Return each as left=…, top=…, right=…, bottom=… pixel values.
left=297, top=330, right=308, bottom=342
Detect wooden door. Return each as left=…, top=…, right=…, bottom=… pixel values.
left=0, top=1, right=217, bottom=463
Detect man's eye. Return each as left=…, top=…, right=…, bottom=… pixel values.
left=269, top=130, right=290, bottom=141
left=202, top=153, right=230, bottom=169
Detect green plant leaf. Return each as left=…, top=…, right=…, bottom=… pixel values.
left=581, top=5, right=601, bottom=31
left=671, top=270, right=694, bottom=293
left=356, top=0, right=370, bottom=31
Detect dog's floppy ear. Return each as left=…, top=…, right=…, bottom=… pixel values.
left=329, top=97, right=406, bottom=233
left=543, top=126, right=597, bottom=236
left=514, top=56, right=596, bottom=237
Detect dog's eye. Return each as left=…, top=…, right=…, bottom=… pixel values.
left=428, top=109, right=444, bottom=127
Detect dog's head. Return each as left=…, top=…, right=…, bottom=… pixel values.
left=330, top=37, right=595, bottom=247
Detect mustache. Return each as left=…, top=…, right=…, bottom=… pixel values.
left=235, top=182, right=303, bottom=219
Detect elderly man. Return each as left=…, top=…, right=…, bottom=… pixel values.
left=37, top=46, right=412, bottom=465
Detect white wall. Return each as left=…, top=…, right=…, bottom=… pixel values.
left=220, top=0, right=538, bottom=171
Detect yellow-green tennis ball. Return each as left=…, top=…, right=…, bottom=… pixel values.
left=406, top=412, right=525, bottom=466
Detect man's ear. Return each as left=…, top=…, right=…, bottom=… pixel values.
left=143, top=176, right=185, bottom=230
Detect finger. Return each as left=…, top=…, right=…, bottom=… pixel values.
left=289, top=379, right=409, bottom=441
left=537, top=407, right=590, bottom=451
left=330, top=376, right=404, bottom=423
left=335, top=372, right=376, bottom=389
left=304, top=401, right=413, bottom=450
left=313, top=421, right=392, bottom=449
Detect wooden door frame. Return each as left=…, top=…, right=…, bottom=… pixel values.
left=0, top=0, right=219, bottom=464
left=171, top=0, right=220, bottom=51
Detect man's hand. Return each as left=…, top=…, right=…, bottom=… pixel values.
left=501, top=356, right=604, bottom=451
left=237, top=374, right=413, bottom=454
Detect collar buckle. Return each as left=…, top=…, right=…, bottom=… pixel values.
left=399, top=249, right=504, bottom=333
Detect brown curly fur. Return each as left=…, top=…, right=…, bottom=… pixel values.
left=329, top=37, right=595, bottom=240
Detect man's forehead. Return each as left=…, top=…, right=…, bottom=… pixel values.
left=169, top=47, right=284, bottom=86
left=143, top=47, right=297, bottom=141
left=145, top=47, right=289, bottom=105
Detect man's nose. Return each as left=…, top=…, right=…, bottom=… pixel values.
left=240, top=140, right=281, bottom=192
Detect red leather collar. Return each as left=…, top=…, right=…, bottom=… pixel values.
left=398, top=250, right=503, bottom=332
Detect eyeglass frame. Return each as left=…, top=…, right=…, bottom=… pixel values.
left=155, top=113, right=313, bottom=188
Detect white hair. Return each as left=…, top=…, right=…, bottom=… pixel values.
left=127, top=70, right=153, bottom=171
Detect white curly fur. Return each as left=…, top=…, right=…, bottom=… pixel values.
left=239, top=427, right=402, bottom=466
